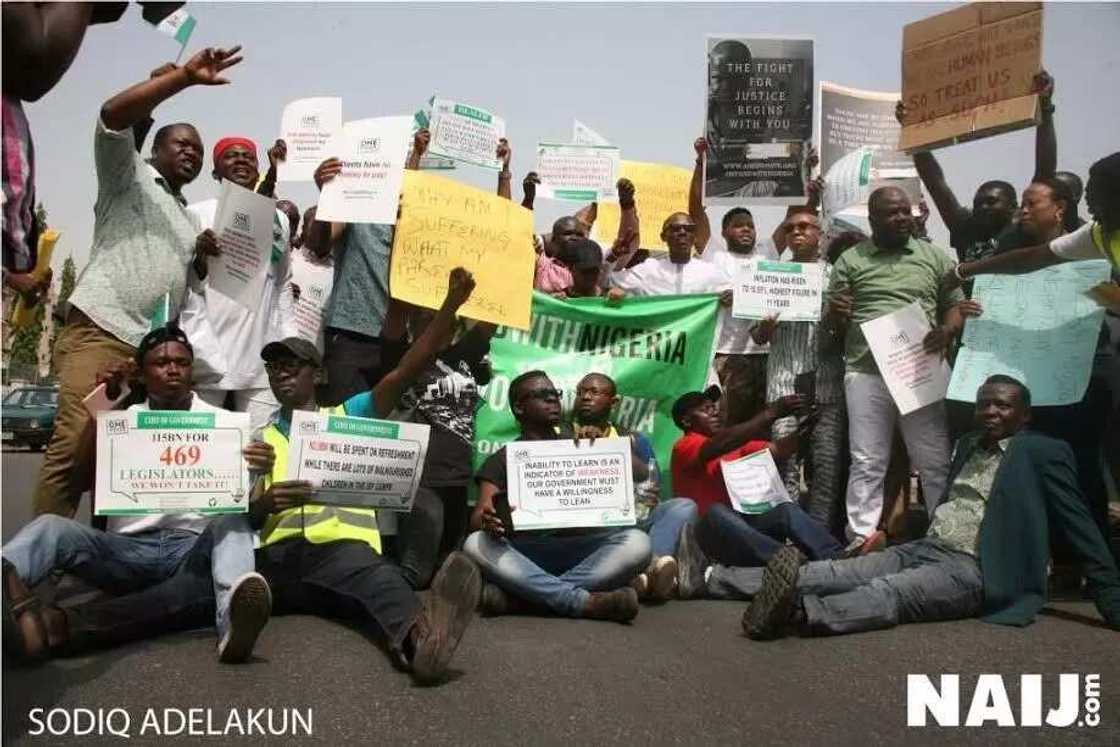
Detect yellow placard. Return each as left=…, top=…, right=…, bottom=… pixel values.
left=391, top=171, right=535, bottom=330
left=9, top=229, right=60, bottom=329
left=594, top=160, right=692, bottom=253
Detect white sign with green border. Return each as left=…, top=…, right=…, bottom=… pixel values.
left=286, top=410, right=430, bottom=511
left=95, top=409, right=251, bottom=516
left=535, top=143, right=621, bottom=202
left=427, top=97, right=506, bottom=171
left=732, top=258, right=825, bottom=322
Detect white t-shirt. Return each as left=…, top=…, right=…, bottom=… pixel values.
left=288, top=251, right=335, bottom=355
left=702, top=241, right=780, bottom=355
left=1050, top=222, right=1108, bottom=261
left=180, top=198, right=295, bottom=391
left=608, top=254, right=728, bottom=297
left=107, top=395, right=229, bottom=536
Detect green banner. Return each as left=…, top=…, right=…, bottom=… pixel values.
left=327, top=416, right=400, bottom=439
left=137, top=412, right=215, bottom=429
left=474, top=292, right=720, bottom=495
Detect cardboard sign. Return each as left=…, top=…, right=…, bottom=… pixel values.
left=95, top=410, right=251, bottom=516
left=594, top=160, right=692, bottom=252
left=505, top=438, right=636, bottom=532
left=391, top=171, right=536, bottom=329
left=286, top=410, right=430, bottom=511
left=899, top=2, right=1042, bottom=153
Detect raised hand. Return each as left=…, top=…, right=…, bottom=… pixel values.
left=267, top=139, right=287, bottom=170
left=313, top=157, right=342, bottom=191
left=497, top=138, right=511, bottom=170
left=413, top=128, right=431, bottom=158
left=445, top=267, right=476, bottom=309
left=183, top=46, right=243, bottom=86
left=617, top=177, right=635, bottom=208
left=1032, top=69, right=1054, bottom=102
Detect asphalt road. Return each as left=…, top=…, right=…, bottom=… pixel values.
left=2, top=450, right=1118, bottom=745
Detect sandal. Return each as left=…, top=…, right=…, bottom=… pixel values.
left=2, top=560, right=49, bottom=663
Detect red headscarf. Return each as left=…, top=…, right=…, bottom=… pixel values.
left=212, top=137, right=257, bottom=166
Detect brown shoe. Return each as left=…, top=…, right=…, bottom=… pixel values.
left=411, top=552, right=482, bottom=685
left=583, top=588, right=640, bottom=623
left=2, top=560, right=48, bottom=663
left=647, top=556, right=679, bottom=602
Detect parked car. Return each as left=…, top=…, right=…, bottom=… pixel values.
left=2, top=386, right=58, bottom=451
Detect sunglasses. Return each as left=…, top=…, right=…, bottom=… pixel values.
left=521, top=388, right=563, bottom=403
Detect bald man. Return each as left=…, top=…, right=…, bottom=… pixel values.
left=825, top=186, right=966, bottom=552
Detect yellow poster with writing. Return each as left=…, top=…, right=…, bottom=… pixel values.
left=391, top=171, right=535, bottom=330
left=594, top=160, right=691, bottom=252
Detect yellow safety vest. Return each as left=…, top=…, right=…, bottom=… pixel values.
left=1092, top=222, right=1120, bottom=271
left=259, top=405, right=382, bottom=554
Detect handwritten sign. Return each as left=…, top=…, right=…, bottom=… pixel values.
left=899, top=2, right=1042, bottom=153
left=732, top=259, right=824, bottom=322
left=860, top=301, right=950, bottom=415
left=286, top=410, right=430, bottom=511
left=722, top=448, right=791, bottom=515
left=391, top=170, right=535, bottom=329
left=278, top=97, right=342, bottom=182
left=95, top=410, right=251, bottom=516
left=948, top=260, right=1111, bottom=406
left=428, top=97, right=506, bottom=170
left=594, top=160, right=691, bottom=252
left=316, top=116, right=412, bottom=224
left=505, top=438, right=635, bottom=531
left=209, top=181, right=277, bottom=310
left=535, top=143, right=620, bottom=202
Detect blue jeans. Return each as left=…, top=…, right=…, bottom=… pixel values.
left=637, top=498, right=699, bottom=558
left=700, top=502, right=843, bottom=568
left=1, top=513, right=254, bottom=639
left=462, top=528, right=651, bottom=617
left=707, top=537, right=984, bottom=635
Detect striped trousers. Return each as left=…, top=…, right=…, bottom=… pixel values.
left=771, top=401, right=847, bottom=532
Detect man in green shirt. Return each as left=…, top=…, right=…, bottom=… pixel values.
left=825, top=186, right=966, bottom=550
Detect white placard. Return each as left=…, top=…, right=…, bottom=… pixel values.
left=860, top=301, right=950, bottom=415
left=209, top=180, right=277, bottom=310
left=316, top=116, right=412, bottom=224
left=289, top=254, right=334, bottom=353
left=95, top=409, right=251, bottom=516
left=506, top=438, right=635, bottom=532
left=721, top=447, right=791, bottom=515
left=732, top=258, right=824, bottom=322
left=535, top=143, right=620, bottom=202
left=572, top=120, right=611, bottom=146
left=427, top=97, right=505, bottom=170
left=285, top=410, right=430, bottom=511
left=278, top=97, right=343, bottom=182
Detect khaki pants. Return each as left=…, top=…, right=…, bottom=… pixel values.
left=32, top=318, right=133, bottom=517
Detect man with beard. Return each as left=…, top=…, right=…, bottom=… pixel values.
left=33, top=46, right=243, bottom=517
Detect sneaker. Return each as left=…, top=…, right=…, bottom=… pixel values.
left=411, top=552, right=482, bottom=685
left=630, top=573, right=650, bottom=598
left=647, top=556, right=678, bottom=602
left=676, top=523, right=710, bottom=600
left=217, top=572, right=271, bottom=664
left=583, top=588, right=640, bottom=623
left=741, top=546, right=806, bottom=641
left=841, top=529, right=886, bottom=559
left=479, top=581, right=510, bottom=617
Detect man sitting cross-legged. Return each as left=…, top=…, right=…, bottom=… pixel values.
left=463, top=371, right=652, bottom=622
left=725, top=375, right=1120, bottom=639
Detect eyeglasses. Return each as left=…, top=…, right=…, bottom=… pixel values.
left=521, top=388, right=562, bottom=403
left=264, top=360, right=308, bottom=376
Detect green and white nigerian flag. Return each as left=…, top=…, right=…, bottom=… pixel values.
left=156, top=8, right=196, bottom=46
left=474, top=292, right=720, bottom=496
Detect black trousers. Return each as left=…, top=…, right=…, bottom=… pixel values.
left=322, top=328, right=383, bottom=407
left=65, top=537, right=422, bottom=655
left=391, top=485, right=470, bottom=590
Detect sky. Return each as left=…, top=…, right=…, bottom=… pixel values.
left=23, top=1, right=1120, bottom=274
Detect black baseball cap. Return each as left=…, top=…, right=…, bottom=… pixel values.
left=136, top=323, right=193, bottom=366
left=569, top=238, right=604, bottom=270
left=671, top=385, right=722, bottom=428
left=261, top=337, right=322, bottom=368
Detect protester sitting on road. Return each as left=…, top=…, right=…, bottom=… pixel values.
left=571, top=372, right=698, bottom=601
left=669, top=386, right=842, bottom=597
left=179, top=135, right=296, bottom=431
left=749, top=210, right=847, bottom=532
left=3, top=324, right=269, bottom=664
left=463, top=371, right=652, bottom=622
left=32, top=46, right=243, bottom=519
left=826, top=185, right=965, bottom=554
left=727, top=376, right=1120, bottom=639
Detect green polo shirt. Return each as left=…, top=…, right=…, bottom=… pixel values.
left=827, top=236, right=963, bottom=375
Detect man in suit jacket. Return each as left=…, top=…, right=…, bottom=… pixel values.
left=693, top=374, right=1120, bottom=639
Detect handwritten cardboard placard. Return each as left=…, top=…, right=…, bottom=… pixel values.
left=595, top=160, right=692, bottom=252
left=391, top=170, right=535, bottom=330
